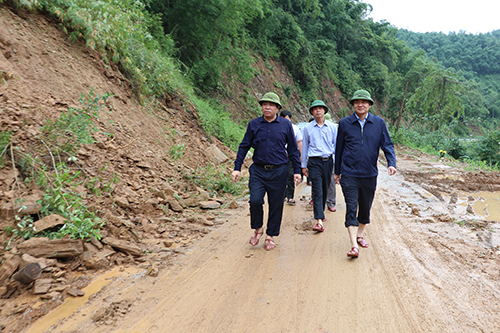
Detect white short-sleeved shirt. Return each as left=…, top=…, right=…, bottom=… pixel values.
left=292, top=123, right=303, bottom=143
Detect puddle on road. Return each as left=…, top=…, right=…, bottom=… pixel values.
left=472, top=191, right=500, bottom=222
left=26, top=267, right=125, bottom=333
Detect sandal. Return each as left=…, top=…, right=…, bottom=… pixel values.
left=249, top=230, right=264, bottom=247
left=357, top=237, right=369, bottom=248
left=312, top=222, right=324, bottom=232
left=347, top=247, right=359, bottom=258
left=265, top=238, right=276, bottom=251
left=286, top=198, right=296, bottom=206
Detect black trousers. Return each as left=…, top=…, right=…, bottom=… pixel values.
left=307, top=157, right=333, bottom=220
left=339, top=175, right=377, bottom=227
left=285, top=158, right=295, bottom=199
left=248, top=163, right=288, bottom=236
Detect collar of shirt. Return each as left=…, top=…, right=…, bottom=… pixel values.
left=354, top=112, right=369, bottom=128
left=312, top=119, right=331, bottom=127
left=259, top=114, right=281, bottom=123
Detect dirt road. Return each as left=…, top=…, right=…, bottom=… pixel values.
left=25, top=158, right=500, bottom=333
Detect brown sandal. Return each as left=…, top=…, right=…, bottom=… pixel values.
left=249, top=230, right=263, bottom=246
left=264, top=238, right=276, bottom=251
left=357, top=237, right=369, bottom=248
left=347, top=247, right=359, bottom=258
left=312, top=222, right=324, bottom=232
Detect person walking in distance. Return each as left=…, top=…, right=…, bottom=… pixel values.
left=280, top=110, right=303, bottom=206
left=334, top=90, right=397, bottom=258
left=301, top=100, right=337, bottom=233
left=324, top=113, right=337, bottom=212
left=232, top=92, right=302, bottom=250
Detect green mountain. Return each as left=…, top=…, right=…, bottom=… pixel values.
left=396, top=29, right=500, bottom=121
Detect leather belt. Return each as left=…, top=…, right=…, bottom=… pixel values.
left=254, top=163, right=284, bottom=170
left=309, top=155, right=332, bottom=161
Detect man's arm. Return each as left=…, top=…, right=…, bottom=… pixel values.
left=233, top=122, right=253, bottom=172
left=379, top=120, right=396, bottom=170
left=232, top=122, right=253, bottom=182
left=297, top=140, right=303, bottom=157
left=334, top=122, right=344, bottom=176
left=301, top=126, right=310, bottom=177
left=286, top=123, right=301, bottom=175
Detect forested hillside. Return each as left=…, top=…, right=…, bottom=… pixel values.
left=1, top=0, right=499, bottom=166
left=397, top=29, right=500, bottom=121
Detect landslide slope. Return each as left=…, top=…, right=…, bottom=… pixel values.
left=0, top=5, right=240, bottom=331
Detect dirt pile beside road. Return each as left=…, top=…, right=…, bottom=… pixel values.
left=0, top=5, right=241, bottom=332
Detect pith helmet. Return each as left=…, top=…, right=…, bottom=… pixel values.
left=309, top=100, right=329, bottom=114
left=349, top=90, right=374, bottom=105
left=259, top=92, right=282, bottom=109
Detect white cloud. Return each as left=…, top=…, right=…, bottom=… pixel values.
left=365, top=0, right=500, bottom=34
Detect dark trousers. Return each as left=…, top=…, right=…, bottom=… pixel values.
left=248, top=163, right=288, bottom=236
left=307, top=157, right=333, bottom=220
left=339, top=175, right=377, bottom=228
left=285, top=158, right=295, bottom=199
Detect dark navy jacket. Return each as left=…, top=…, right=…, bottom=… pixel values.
left=334, top=113, right=396, bottom=178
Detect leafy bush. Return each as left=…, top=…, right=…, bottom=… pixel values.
left=2, top=88, right=116, bottom=246
left=169, top=144, right=185, bottom=161
left=192, top=96, right=246, bottom=152
left=186, top=165, right=246, bottom=196
left=42, top=89, right=111, bottom=154
left=391, top=126, right=499, bottom=170
left=472, top=130, right=500, bottom=165
left=0, top=131, right=12, bottom=167
left=446, top=137, right=468, bottom=160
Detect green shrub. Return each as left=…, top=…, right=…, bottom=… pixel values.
left=186, top=165, right=246, bottom=196
left=42, top=89, right=111, bottom=154
left=192, top=96, right=246, bottom=152
left=473, top=130, right=500, bottom=165
left=0, top=131, right=12, bottom=167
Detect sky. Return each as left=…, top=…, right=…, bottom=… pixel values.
left=364, top=0, right=500, bottom=34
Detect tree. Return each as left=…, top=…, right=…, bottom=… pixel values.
left=407, top=71, right=465, bottom=130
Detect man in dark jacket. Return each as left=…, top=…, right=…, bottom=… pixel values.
left=232, top=92, right=301, bottom=251
left=334, top=90, right=397, bottom=258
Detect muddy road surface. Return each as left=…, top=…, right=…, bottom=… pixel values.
left=26, top=151, right=500, bottom=332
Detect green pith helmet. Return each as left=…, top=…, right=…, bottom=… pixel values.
left=349, top=89, right=374, bottom=105
left=309, top=100, right=329, bottom=114
left=259, top=92, right=282, bottom=109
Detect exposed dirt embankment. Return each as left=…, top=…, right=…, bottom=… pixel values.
left=0, top=5, right=240, bottom=331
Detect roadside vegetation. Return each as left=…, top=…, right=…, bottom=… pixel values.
left=3, top=0, right=497, bottom=157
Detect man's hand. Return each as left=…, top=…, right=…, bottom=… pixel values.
left=388, top=166, right=397, bottom=176
left=301, top=168, right=308, bottom=178
left=334, top=174, right=341, bottom=185
left=231, top=170, right=241, bottom=183
left=294, top=174, right=301, bottom=186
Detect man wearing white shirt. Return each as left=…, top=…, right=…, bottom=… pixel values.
left=301, top=100, right=337, bottom=232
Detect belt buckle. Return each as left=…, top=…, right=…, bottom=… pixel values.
left=322, top=156, right=329, bottom=161
left=264, top=165, right=273, bottom=170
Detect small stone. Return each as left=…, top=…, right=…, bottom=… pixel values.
left=163, top=240, right=174, bottom=248
left=67, top=288, right=85, bottom=297
left=198, top=201, right=221, bottom=209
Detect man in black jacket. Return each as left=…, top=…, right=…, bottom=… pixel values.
left=334, top=90, right=397, bottom=258
left=232, top=92, right=301, bottom=251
